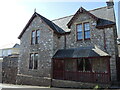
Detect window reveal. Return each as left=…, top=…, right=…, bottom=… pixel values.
left=77, top=58, right=91, bottom=72
left=77, top=24, right=83, bottom=40
left=29, top=53, right=38, bottom=69
left=36, top=30, right=40, bottom=44
left=84, top=23, right=90, bottom=39
left=31, top=31, right=35, bottom=45
left=77, top=22, right=90, bottom=40
left=31, top=30, right=40, bottom=45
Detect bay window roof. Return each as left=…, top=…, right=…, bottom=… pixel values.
left=52, top=46, right=109, bottom=59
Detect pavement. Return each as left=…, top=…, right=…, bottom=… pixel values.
left=0, top=83, right=49, bottom=88
left=2, top=83, right=120, bottom=89
left=0, top=83, right=76, bottom=90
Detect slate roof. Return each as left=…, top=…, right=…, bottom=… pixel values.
left=52, top=15, right=73, bottom=32
left=90, top=6, right=116, bottom=28
left=13, top=44, right=20, bottom=48
left=18, top=6, right=116, bottom=39
left=96, top=19, right=115, bottom=29
left=37, top=13, right=66, bottom=34
left=52, top=46, right=109, bottom=59
left=52, top=6, right=115, bottom=31
left=18, top=12, right=66, bottom=39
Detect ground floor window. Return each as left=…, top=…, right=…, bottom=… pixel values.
left=92, top=58, right=108, bottom=73
left=65, top=60, right=76, bottom=71
left=29, top=53, right=38, bottom=69
left=77, top=58, right=91, bottom=72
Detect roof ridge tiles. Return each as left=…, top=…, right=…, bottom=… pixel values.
left=52, top=15, right=73, bottom=21
left=52, top=6, right=107, bottom=22
left=89, top=6, right=107, bottom=12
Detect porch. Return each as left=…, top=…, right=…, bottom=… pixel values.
left=52, top=47, right=111, bottom=84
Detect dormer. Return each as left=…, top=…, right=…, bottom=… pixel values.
left=67, top=7, right=98, bottom=41
left=67, top=7, right=98, bottom=29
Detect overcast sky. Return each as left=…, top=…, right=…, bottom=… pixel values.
left=0, top=0, right=119, bottom=49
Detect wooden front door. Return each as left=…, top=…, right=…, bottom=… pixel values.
left=53, top=60, right=64, bottom=79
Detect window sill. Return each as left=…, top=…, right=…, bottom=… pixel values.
left=77, top=39, right=83, bottom=41
left=84, top=38, right=90, bottom=40
left=31, top=43, right=39, bottom=46
left=78, top=71, right=91, bottom=72
left=77, top=38, right=90, bottom=41
left=28, top=69, right=38, bottom=71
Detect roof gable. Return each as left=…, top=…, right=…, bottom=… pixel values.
left=18, top=12, right=36, bottom=39
left=67, top=7, right=98, bottom=28
left=18, top=12, right=66, bottom=39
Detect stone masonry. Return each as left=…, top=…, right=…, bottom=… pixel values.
left=2, top=55, right=18, bottom=84
left=17, top=16, right=53, bottom=86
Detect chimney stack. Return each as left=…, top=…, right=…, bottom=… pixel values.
left=106, top=0, right=114, bottom=8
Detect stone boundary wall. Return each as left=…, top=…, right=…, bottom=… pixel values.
left=0, top=59, right=2, bottom=83
left=2, top=56, right=18, bottom=84
left=51, top=79, right=111, bottom=88
left=16, top=74, right=51, bottom=86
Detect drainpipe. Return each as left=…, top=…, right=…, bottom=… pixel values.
left=103, top=29, right=107, bottom=50
left=50, top=58, right=53, bottom=87
left=64, top=35, right=66, bottom=49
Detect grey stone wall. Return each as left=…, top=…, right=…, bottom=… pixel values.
left=104, top=27, right=118, bottom=81
left=0, top=59, right=2, bottom=83
left=17, top=16, right=54, bottom=86
left=53, top=34, right=65, bottom=54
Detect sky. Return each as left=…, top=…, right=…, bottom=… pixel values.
left=0, top=0, right=119, bottom=49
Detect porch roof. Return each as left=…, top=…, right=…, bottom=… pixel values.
left=52, top=46, right=109, bottom=59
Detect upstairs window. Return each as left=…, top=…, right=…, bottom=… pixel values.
left=77, top=24, right=83, bottom=40
left=77, top=22, right=90, bottom=40
left=31, top=30, right=40, bottom=45
left=31, top=31, right=35, bottom=45
left=84, top=23, right=90, bottom=39
left=36, top=30, right=40, bottom=44
left=29, top=53, right=38, bottom=69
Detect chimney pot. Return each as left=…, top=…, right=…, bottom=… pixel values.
left=106, top=0, right=114, bottom=8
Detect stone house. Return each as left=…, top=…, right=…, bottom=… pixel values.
left=0, top=43, right=20, bottom=58
left=17, top=1, right=119, bottom=87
